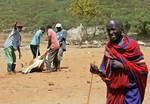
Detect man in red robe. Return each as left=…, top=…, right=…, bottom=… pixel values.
left=90, top=18, right=148, bottom=104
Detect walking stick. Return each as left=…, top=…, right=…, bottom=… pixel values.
left=87, top=73, right=93, bottom=104
left=87, top=61, right=95, bottom=104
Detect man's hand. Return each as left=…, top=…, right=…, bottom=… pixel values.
left=46, top=48, right=51, bottom=53
left=59, top=42, right=63, bottom=47
left=36, top=44, right=40, bottom=48
left=14, top=22, right=18, bottom=30
left=19, top=54, right=22, bottom=59
left=111, top=59, right=124, bottom=69
left=14, top=21, right=18, bottom=25
left=89, top=64, right=99, bottom=74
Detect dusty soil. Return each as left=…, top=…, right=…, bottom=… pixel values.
left=0, top=33, right=150, bottom=104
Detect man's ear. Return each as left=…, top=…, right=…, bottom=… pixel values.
left=119, top=27, right=124, bottom=34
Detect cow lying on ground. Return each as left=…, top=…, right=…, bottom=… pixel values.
left=22, top=52, right=48, bottom=74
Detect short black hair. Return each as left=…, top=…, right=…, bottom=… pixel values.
left=47, top=25, right=52, bottom=29
left=40, top=27, right=45, bottom=31
left=107, top=18, right=123, bottom=30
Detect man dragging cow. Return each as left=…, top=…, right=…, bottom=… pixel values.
left=43, top=24, right=60, bottom=73
left=53, top=23, right=67, bottom=71
left=30, top=27, right=45, bottom=59
left=22, top=25, right=59, bottom=74
left=4, top=22, right=23, bottom=74
left=90, top=18, right=148, bottom=104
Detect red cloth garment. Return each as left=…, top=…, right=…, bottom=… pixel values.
left=99, top=35, right=148, bottom=104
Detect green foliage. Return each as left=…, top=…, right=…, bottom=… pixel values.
left=0, top=0, right=149, bottom=37
left=68, top=0, right=103, bottom=39
left=68, top=0, right=101, bottom=17
left=130, top=11, right=150, bottom=36
left=0, top=0, right=72, bottom=32
left=68, top=0, right=102, bottom=25
left=100, top=0, right=150, bottom=37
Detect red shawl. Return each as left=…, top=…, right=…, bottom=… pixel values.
left=100, top=35, right=148, bottom=103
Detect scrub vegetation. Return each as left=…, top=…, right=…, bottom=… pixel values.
left=0, top=0, right=149, bottom=37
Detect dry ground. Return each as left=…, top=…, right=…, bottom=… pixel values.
left=0, top=33, right=150, bottom=104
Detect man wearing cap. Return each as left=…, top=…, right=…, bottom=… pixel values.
left=4, top=22, right=23, bottom=74
left=30, top=27, right=45, bottom=59
left=53, top=23, right=67, bottom=71
left=43, top=25, right=60, bottom=73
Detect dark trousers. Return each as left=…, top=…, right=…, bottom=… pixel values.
left=7, top=63, right=16, bottom=73
left=30, top=45, right=40, bottom=59
left=53, top=48, right=63, bottom=70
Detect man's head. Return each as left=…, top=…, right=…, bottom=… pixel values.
left=16, top=24, right=23, bottom=32
left=40, top=27, right=45, bottom=34
left=55, top=23, right=62, bottom=32
left=106, top=18, right=123, bottom=43
left=47, top=25, right=52, bottom=29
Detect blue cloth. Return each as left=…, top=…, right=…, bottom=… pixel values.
left=30, top=30, right=43, bottom=45
left=4, top=29, right=21, bottom=50
left=56, top=29, right=67, bottom=51
left=124, top=82, right=141, bottom=104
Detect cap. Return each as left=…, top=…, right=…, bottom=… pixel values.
left=16, top=24, right=23, bottom=28
left=56, top=23, right=62, bottom=28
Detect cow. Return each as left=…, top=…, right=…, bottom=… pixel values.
left=22, top=51, right=48, bottom=74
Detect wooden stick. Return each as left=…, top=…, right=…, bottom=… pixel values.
left=87, top=61, right=95, bottom=104
left=87, top=73, right=93, bottom=104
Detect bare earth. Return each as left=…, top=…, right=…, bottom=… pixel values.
left=0, top=33, right=150, bottom=104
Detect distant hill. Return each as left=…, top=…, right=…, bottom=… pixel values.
left=0, top=0, right=149, bottom=35
left=0, top=0, right=73, bottom=32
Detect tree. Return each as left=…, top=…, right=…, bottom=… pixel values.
left=68, top=0, right=102, bottom=48
left=130, top=11, right=150, bottom=38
